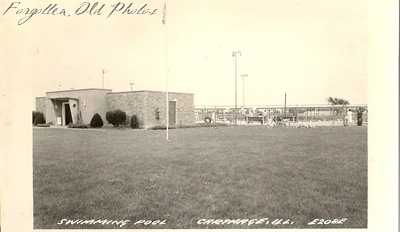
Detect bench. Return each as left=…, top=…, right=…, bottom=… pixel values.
left=246, top=116, right=266, bottom=124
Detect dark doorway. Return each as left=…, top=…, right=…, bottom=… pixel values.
left=65, top=104, right=73, bottom=125
left=169, top=101, right=176, bottom=125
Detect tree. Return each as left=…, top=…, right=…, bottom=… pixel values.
left=33, top=113, right=45, bottom=125
left=130, top=115, right=140, bottom=129
left=32, top=111, right=42, bottom=123
left=106, top=109, right=127, bottom=127
left=327, top=96, right=350, bottom=106
left=90, top=113, right=104, bottom=128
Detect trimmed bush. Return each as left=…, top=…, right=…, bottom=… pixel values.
left=106, top=110, right=127, bottom=128
left=90, top=113, right=104, bottom=128
left=33, top=113, right=45, bottom=125
left=32, top=111, right=42, bottom=123
left=130, top=115, right=139, bottom=129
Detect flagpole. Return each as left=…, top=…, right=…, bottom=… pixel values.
left=163, top=1, right=169, bottom=141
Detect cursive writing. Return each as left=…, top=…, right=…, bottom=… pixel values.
left=3, top=2, right=69, bottom=25
left=107, top=2, right=157, bottom=18
left=2, top=1, right=159, bottom=25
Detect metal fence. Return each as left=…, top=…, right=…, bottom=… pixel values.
left=195, top=104, right=368, bottom=125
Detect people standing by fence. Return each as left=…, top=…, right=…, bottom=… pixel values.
left=357, top=108, right=363, bottom=126
left=345, top=109, right=353, bottom=126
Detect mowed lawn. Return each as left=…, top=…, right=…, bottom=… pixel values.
left=33, top=126, right=367, bottom=229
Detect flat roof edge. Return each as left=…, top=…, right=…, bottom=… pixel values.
left=46, top=88, right=113, bottom=94
left=107, top=90, right=194, bottom=95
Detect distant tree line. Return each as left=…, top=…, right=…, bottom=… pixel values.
left=327, top=96, right=350, bottom=106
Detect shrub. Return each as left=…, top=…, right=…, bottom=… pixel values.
left=33, top=113, right=45, bottom=125
left=130, top=115, right=140, bottom=129
left=148, top=123, right=229, bottom=130
left=37, top=124, right=50, bottom=127
left=32, top=111, right=42, bottom=123
left=68, top=123, right=89, bottom=129
left=36, top=122, right=53, bottom=127
left=149, top=125, right=177, bottom=130
left=106, top=110, right=127, bottom=127
left=90, top=113, right=104, bottom=128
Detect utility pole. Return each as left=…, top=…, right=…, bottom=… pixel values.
left=129, top=83, right=134, bottom=91
left=284, top=93, right=287, bottom=117
left=163, top=1, right=169, bottom=140
left=232, top=51, right=241, bottom=125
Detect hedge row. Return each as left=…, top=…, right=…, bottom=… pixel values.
left=70, top=110, right=140, bottom=129
left=32, top=110, right=227, bottom=130
left=33, top=110, right=228, bottom=130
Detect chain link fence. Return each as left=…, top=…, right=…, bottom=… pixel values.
left=195, top=105, right=368, bottom=126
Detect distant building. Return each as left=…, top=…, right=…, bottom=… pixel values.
left=35, top=88, right=195, bottom=128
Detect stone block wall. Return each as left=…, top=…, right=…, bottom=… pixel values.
left=106, top=92, right=147, bottom=127
left=106, top=91, right=195, bottom=128
left=143, top=91, right=164, bottom=127
left=145, top=91, right=195, bottom=127
left=171, top=92, right=195, bottom=125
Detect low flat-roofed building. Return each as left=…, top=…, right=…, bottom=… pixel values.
left=35, top=88, right=195, bottom=128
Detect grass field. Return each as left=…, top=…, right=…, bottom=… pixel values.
left=33, top=125, right=367, bottom=229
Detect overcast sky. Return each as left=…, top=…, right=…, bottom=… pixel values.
left=3, top=0, right=368, bottom=107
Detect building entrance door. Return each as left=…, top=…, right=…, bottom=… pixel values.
left=62, top=103, right=73, bottom=125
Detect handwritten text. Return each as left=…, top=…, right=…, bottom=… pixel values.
left=2, top=1, right=159, bottom=25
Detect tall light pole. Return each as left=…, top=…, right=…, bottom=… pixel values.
left=102, top=69, right=108, bottom=89
left=129, top=83, right=134, bottom=91
left=232, top=51, right=241, bottom=125
left=241, top=74, right=248, bottom=108
left=284, top=93, right=287, bottom=117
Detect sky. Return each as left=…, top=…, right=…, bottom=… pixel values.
left=2, top=0, right=368, bottom=108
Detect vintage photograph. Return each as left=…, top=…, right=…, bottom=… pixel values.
left=1, top=0, right=398, bottom=231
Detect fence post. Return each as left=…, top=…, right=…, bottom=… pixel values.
left=342, top=105, right=345, bottom=126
